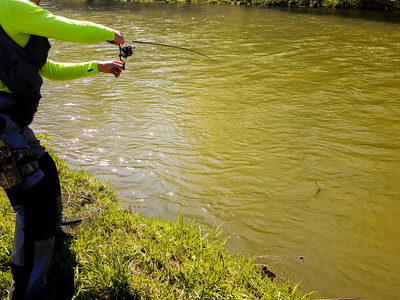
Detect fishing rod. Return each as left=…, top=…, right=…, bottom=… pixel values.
left=118, top=40, right=241, bottom=85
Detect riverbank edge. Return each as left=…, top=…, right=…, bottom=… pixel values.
left=0, top=136, right=311, bottom=299
left=136, top=0, right=400, bottom=10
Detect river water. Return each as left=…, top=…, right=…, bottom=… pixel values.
left=33, top=1, right=400, bottom=299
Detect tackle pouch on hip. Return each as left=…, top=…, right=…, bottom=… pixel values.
left=0, top=131, right=22, bottom=189
left=0, top=132, right=39, bottom=190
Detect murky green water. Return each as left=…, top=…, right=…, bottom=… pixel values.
left=34, top=1, right=400, bottom=298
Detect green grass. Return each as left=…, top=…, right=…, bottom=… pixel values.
left=0, top=136, right=312, bottom=299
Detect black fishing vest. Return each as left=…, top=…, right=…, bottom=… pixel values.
left=0, top=24, right=51, bottom=126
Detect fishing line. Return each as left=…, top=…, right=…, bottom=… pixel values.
left=61, top=192, right=101, bottom=226
left=123, top=40, right=241, bottom=85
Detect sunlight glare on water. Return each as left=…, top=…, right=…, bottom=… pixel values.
left=34, top=2, right=400, bottom=299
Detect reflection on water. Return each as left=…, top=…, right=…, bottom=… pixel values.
left=34, top=2, right=400, bottom=299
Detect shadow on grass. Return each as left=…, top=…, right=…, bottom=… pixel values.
left=47, top=227, right=143, bottom=300
left=47, top=228, right=77, bottom=300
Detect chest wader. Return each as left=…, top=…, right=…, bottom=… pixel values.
left=0, top=26, right=61, bottom=299
left=6, top=152, right=61, bottom=299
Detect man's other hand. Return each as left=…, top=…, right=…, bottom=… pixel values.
left=108, top=31, right=125, bottom=45
left=97, top=60, right=124, bottom=78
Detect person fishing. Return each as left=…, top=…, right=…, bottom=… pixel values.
left=0, top=0, right=125, bottom=298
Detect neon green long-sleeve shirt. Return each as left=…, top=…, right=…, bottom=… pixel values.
left=0, top=0, right=116, bottom=92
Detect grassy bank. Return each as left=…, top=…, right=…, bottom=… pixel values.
left=0, top=137, right=311, bottom=299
